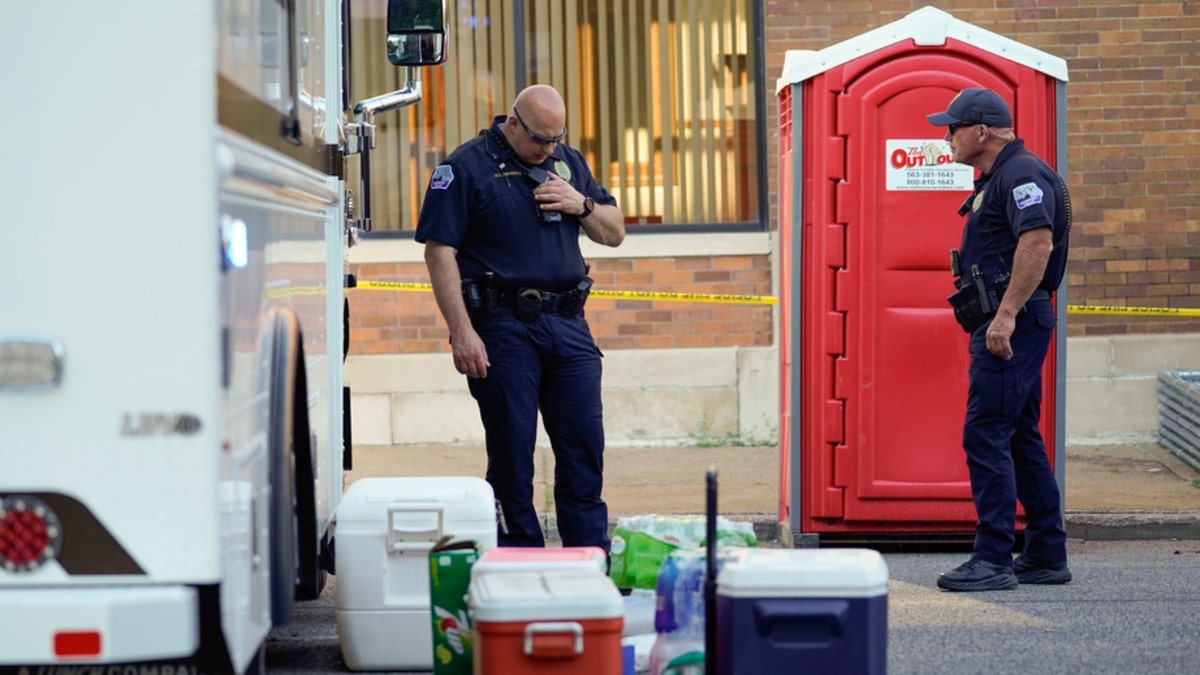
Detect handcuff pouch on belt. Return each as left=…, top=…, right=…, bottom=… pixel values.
left=512, top=277, right=593, bottom=322
left=947, top=257, right=1009, bottom=334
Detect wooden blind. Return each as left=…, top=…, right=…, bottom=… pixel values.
left=350, top=0, right=756, bottom=231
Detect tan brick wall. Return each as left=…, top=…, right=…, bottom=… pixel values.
left=346, top=255, right=775, bottom=355
left=765, top=0, right=1200, bottom=337
left=347, top=262, right=445, bottom=354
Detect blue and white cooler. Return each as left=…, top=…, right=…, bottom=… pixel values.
left=715, top=548, right=888, bottom=674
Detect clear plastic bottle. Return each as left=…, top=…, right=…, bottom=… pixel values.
left=648, top=550, right=706, bottom=675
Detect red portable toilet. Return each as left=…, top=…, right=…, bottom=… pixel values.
left=775, top=6, right=1069, bottom=544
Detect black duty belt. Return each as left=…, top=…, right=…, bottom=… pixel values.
left=495, top=277, right=593, bottom=321
left=1028, top=289, right=1052, bottom=302
left=462, top=277, right=594, bottom=322
left=497, top=287, right=576, bottom=314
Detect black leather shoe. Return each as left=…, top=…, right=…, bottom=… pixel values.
left=1013, top=555, right=1072, bottom=584
left=937, top=558, right=1018, bottom=591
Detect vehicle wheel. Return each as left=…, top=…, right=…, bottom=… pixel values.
left=292, top=344, right=326, bottom=600
left=268, top=311, right=300, bottom=625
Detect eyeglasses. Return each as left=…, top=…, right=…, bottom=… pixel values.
left=949, top=123, right=980, bottom=135
left=513, top=108, right=567, bottom=146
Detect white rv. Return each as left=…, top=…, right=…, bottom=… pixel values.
left=0, top=1, right=445, bottom=672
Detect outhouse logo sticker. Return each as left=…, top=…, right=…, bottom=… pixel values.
left=885, top=140, right=974, bottom=191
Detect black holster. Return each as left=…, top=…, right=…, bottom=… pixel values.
left=461, top=277, right=496, bottom=321
left=947, top=267, right=1008, bottom=334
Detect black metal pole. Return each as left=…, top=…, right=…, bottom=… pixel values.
left=706, top=468, right=718, bottom=675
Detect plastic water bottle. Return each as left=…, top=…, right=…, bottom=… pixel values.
left=653, top=550, right=682, bottom=634
left=648, top=551, right=706, bottom=675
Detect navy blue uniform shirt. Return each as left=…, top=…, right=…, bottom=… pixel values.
left=415, top=115, right=618, bottom=291
left=959, top=139, right=1069, bottom=292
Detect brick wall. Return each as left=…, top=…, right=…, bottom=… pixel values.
left=350, top=1, right=1200, bottom=356
left=586, top=256, right=774, bottom=349
left=347, top=255, right=775, bottom=354
left=765, top=0, right=1200, bottom=337
left=347, top=262, right=445, bottom=354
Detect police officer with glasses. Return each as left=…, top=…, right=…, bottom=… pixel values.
left=417, top=84, right=624, bottom=552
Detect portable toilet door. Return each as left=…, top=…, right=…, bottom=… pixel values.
left=776, top=6, right=1069, bottom=540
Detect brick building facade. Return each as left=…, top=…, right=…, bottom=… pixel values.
left=348, top=0, right=1200, bottom=358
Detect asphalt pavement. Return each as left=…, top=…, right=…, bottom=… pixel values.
left=267, top=539, right=1200, bottom=675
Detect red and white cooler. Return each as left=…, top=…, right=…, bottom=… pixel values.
left=470, top=546, right=608, bottom=581
left=716, top=548, right=888, bottom=674
left=468, top=569, right=625, bottom=675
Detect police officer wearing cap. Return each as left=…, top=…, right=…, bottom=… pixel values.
left=927, top=88, right=1073, bottom=591
left=416, top=84, right=625, bottom=551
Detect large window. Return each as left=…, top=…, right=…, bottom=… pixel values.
left=349, top=0, right=761, bottom=232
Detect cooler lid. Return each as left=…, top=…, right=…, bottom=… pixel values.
left=337, top=476, right=496, bottom=526
left=471, top=546, right=607, bottom=579
left=717, top=548, right=889, bottom=598
left=468, top=569, right=624, bottom=622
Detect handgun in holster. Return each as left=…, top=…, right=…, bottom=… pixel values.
left=558, top=277, right=593, bottom=317
left=946, top=259, right=1008, bottom=334
left=461, top=272, right=497, bottom=321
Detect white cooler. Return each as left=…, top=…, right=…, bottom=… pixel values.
left=335, top=476, right=497, bottom=671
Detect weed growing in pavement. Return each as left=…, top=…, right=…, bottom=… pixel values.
left=684, top=415, right=777, bottom=448
left=1190, top=478, right=1200, bottom=490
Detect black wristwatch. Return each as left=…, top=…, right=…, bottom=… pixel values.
left=580, top=196, right=596, bottom=218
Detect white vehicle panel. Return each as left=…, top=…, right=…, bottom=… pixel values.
left=2, top=1, right=222, bottom=582
left=0, top=586, right=198, bottom=663
left=1, top=0, right=435, bottom=669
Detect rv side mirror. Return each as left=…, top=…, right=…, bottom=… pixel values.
left=386, top=0, right=448, bottom=67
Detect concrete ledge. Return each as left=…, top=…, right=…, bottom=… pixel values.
left=348, top=346, right=777, bottom=446
left=347, top=333, right=1200, bottom=447
left=1065, top=512, right=1200, bottom=541
left=1065, top=333, right=1200, bottom=442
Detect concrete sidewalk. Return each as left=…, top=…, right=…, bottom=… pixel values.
left=345, top=440, right=1200, bottom=542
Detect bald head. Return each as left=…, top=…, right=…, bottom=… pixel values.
left=503, top=85, right=568, bottom=162
left=513, top=84, right=565, bottom=121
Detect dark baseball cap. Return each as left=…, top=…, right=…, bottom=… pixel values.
left=926, top=88, right=1013, bottom=127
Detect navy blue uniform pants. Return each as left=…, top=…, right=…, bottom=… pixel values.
left=467, top=307, right=609, bottom=551
left=963, top=299, right=1067, bottom=567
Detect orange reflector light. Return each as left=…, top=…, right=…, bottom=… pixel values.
left=55, top=631, right=102, bottom=657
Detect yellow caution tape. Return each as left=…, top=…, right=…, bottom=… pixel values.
left=1065, top=304, right=1200, bottom=317
left=265, top=286, right=327, bottom=298
left=356, top=281, right=777, bottom=305
left=590, top=289, right=777, bottom=305
left=357, top=280, right=434, bottom=292
left=355, top=282, right=1196, bottom=315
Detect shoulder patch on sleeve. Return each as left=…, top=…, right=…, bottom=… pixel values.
left=430, top=164, right=455, bottom=190
left=1012, top=181, right=1044, bottom=210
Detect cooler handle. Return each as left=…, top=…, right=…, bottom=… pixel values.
left=754, top=598, right=850, bottom=641
left=523, top=621, right=584, bottom=657
left=386, top=504, right=445, bottom=554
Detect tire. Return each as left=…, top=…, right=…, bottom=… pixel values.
left=268, top=311, right=300, bottom=625
left=292, top=338, right=326, bottom=600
